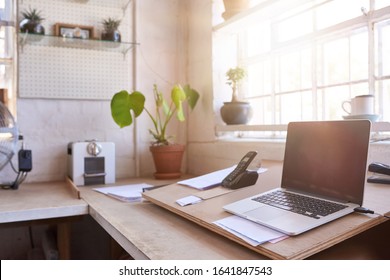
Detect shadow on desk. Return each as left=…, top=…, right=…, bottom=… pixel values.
left=309, top=221, right=390, bottom=259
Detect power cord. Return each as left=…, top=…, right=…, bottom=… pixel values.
left=1, top=135, right=32, bottom=190
left=354, top=206, right=390, bottom=219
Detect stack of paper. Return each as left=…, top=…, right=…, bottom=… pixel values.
left=213, top=216, right=287, bottom=246
left=178, top=166, right=267, bottom=190
left=93, top=183, right=153, bottom=202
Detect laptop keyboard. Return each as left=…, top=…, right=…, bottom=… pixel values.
left=252, top=190, right=348, bottom=219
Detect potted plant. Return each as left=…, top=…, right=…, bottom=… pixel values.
left=110, top=84, right=199, bottom=179
left=101, top=17, right=121, bottom=42
left=222, top=0, right=250, bottom=20
left=19, top=7, right=45, bottom=35
left=220, top=66, right=253, bottom=125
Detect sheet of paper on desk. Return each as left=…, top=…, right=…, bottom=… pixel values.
left=93, top=184, right=153, bottom=202
left=213, top=216, right=287, bottom=246
left=178, top=166, right=268, bottom=190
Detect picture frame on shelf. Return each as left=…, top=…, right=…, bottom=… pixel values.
left=54, top=23, right=94, bottom=39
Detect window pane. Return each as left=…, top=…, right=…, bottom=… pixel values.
left=301, top=48, right=312, bottom=88
left=376, top=79, right=390, bottom=120
left=351, top=31, right=368, bottom=81
left=375, top=0, right=390, bottom=9
left=278, top=52, right=301, bottom=92
left=250, top=97, right=272, bottom=124
left=277, top=11, right=313, bottom=42
left=376, top=21, right=390, bottom=77
left=316, top=0, right=369, bottom=30
left=278, top=93, right=302, bottom=123
left=301, top=91, right=313, bottom=120
left=247, top=60, right=271, bottom=97
left=322, top=38, right=349, bottom=85
left=319, top=85, right=350, bottom=120
left=351, top=82, right=370, bottom=97
left=246, top=22, right=271, bottom=56
left=277, top=91, right=313, bottom=123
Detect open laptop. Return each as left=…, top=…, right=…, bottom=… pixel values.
left=223, top=120, right=371, bottom=236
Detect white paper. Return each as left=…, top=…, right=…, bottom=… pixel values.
left=178, top=166, right=268, bottom=190
left=94, top=184, right=153, bottom=202
left=176, top=195, right=202, bottom=206
left=213, top=215, right=287, bottom=246
left=178, top=166, right=236, bottom=190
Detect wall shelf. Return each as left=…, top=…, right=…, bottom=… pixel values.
left=62, top=0, right=132, bottom=9
left=18, top=33, right=138, bottom=56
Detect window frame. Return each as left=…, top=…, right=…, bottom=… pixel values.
left=213, top=0, right=390, bottom=137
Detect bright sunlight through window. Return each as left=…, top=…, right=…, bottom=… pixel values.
left=213, top=0, right=390, bottom=126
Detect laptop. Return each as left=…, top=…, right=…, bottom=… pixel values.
left=223, top=120, right=371, bottom=236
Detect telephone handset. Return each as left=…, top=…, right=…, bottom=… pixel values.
left=221, top=151, right=259, bottom=189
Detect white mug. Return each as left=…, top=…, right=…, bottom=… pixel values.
left=342, top=95, right=374, bottom=115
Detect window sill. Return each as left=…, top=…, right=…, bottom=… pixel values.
left=215, top=122, right=390, bottom=141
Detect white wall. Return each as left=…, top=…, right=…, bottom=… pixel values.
left=12, top=0, right=187, bottom=183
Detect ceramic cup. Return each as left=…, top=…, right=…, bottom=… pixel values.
left=342, top=95, right=374, bottom=115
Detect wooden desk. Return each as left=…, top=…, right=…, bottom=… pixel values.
left=2, top=170, right=388, bottom=260
left=0, top=181, right=89, bottom=259
left=79, top=178, right=265, bottom=260
left=143, top=160, right=390, bottom=259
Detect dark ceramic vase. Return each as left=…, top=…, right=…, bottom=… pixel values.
left=220, top=101, right=253, bottom=125
left=101, top=30, right=121, bottom=42
left=20, top=19, right=45, bottom=35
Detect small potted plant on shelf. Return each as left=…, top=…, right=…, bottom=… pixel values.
left=220, top=66, right=253, bottom=125
left=19, top=6, right=45, bottom=35
left=110, top=84, right=199, bottom=179
left=222, top=0, right=250, bottom=20
left=101, top=17, right=121, bottom=42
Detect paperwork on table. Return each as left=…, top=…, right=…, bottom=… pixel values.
left=178, top=166, right=267, bottom=190
left=94, top=183, right=153, bottom=202
left=176, top=166, right=268, bottom=206
left=213, top=215, right=288, bottom=246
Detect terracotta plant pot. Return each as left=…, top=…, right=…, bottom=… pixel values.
left=150, top=144, right=185, bottom=179
left=222, top=0, right=250, bottom=20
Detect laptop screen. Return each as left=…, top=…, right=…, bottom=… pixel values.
left=281, top=120, right=371, bottom=205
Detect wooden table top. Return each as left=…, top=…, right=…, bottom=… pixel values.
left=0, top=180, right=88, bottom=223
left=79, top=178, right=266, bottom=260
left=143, top=160, right=390, bottom=259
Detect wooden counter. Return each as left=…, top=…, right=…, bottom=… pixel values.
left=79, top=178, right=265, bottom=260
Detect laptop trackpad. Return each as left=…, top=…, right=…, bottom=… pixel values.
left=245, top=206, right=285, bottom=222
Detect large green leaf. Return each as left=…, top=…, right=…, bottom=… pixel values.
left=183, top=84, right=200, bottom=110
left=171, top=84, right=186, bottom=121
left=110, top=90, right=145, bottom=128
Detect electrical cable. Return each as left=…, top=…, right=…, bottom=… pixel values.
left=1, top=134, right=31, bottom=189
left=354, top=206, right=390, bottom=219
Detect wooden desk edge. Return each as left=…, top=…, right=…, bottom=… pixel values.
left=87, top=205, right=149, bottom=260
left=65, top=177, right=81, bottom=199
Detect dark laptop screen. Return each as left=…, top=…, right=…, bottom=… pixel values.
left=281, top=120, right=371, bottom=205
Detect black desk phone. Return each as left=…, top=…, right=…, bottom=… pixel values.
left=221, top=151, right=259, bottom=189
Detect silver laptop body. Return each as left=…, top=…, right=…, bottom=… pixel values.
left=223, top=120, right=371, bottom=236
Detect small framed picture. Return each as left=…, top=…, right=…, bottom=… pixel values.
left=54, top=23, right=94, bottom=39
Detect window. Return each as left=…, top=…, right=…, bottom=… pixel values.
left=0, top=0, right=16, bottom=116
left=213, top=0, right=390, bottom=126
